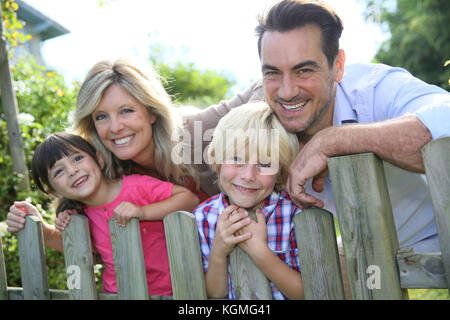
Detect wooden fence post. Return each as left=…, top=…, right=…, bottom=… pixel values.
left=294, top=208, right=345, bottom=299
left=422, top=136, right=450, bottom=292
left=16, top=216, right=50, bottom=299
left=229, top=209, right=272, bottom=300
left=0, top=233, right=7, bottom=300
left=108, top=218, right=148, bottom=300
left=62, top=214, right=97, bottom=300
left=164, top=211, right=207, bottom=300
left=328, top=153, right=408, bottom=300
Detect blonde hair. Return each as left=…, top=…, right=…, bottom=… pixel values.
left=208, top=102, right=299, bottom=192
left=70, top=58, right=198, bottom=187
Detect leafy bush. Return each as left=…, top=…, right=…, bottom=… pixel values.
left=0, top=55, right=80, bottom=290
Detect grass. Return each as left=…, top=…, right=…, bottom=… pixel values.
left=408, top=289, right=449, bottom=300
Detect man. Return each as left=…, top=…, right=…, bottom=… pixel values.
left=255, top=0, right=450, bottom=254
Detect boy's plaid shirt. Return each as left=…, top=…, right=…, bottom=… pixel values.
left=194, top=191, right=302, bottom=300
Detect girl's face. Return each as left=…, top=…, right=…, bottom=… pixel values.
left=92, top=83, right=157, bottom=168
left=218, top=155, right=278, bottom=210
left=48, top=149, right=104, bottom=205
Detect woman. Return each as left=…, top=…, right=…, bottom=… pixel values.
left=6, top=58, right=263, bottom=248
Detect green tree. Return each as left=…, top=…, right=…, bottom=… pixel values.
left=362, top=0, right=450, bottom=90
left=149, top=42, right=236, bottom=108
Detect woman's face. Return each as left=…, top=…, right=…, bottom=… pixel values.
left=92, top=83, right=157, bottom=167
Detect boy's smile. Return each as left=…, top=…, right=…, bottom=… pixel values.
left=219, top=157, right=277, bottom=210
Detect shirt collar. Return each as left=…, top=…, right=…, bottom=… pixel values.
left=334, top=84, right=358, bottom=126
left=219, top=191, right=281, bottom=222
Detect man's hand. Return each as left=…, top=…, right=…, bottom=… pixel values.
left=287, top=131, right=330, bottom=209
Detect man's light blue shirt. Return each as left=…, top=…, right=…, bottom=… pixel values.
left=306, top=63, right=450, bottom=253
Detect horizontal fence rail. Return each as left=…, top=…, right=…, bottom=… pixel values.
left=1, top=137, right=449, bottom=300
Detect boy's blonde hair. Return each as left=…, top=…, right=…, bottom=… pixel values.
left=208, top=102, right=299, bottom=192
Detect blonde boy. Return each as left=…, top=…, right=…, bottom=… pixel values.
left=194, top=102, right=304, bottom=300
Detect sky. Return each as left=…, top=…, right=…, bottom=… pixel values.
left=22, top=0, right=389, bottom=93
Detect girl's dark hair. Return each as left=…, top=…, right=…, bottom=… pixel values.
left=32, top=132, right=100, bottom=194
left=255, top=0, right=343, bottom=68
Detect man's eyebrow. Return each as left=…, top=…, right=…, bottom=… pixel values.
left=262, top=64, right=280, bottom=72
left=292, top=60, right=320, bottom=70
left=262, top=60, right=320, bottom=72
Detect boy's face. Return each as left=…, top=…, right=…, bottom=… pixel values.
left=47, top=149, right=104, bottom=204
left=219, top=155, right=277, bottom=210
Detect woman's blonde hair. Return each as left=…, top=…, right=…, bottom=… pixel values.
left=70, top=58, right=198, bottom=187
left=208, top=102, right=299, bottom=192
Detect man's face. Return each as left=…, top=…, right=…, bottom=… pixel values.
left=261, top=24, right=344, bottom=137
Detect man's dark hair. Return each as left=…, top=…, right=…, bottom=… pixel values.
left=255, top=0, right=344, bottom=67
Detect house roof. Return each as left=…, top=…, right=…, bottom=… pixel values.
left=16, top=0, right=70, bottom=41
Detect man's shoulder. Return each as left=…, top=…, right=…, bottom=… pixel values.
left=343, top=63, right=411, bottom=86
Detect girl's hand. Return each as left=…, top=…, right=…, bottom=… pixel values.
left=6, top=201, right=42, bottom=233
left=211, top=205, right=252, bottom=258
left=54, top=210, right=77, bottom=232
left=113, top=201, right=144, bottom=227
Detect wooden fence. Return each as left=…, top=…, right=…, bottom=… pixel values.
left=1, top=136, right=449, bottom=300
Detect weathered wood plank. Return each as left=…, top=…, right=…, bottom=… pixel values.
left=397, top=248, right=447, bottom=289
left=229, top=209, right=272, bottom=300
left=294, top=208, right=345, bottom=299
left=328, top=153, right=408, bottom=300
left=108, top=218, right=148, bottom=300
left=422, top=136, right=450, bottom=292
left=62, top=214, right=97, bottom=300
left=164, top=211, right=207, bottom=300
left=0, top=233, right=7, bottom=300
left=16, top=216, right=50, bottom=300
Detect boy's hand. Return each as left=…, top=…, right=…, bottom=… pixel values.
left=236, top=210, right=268, bottom=255
left=113, top=201, right=144, bottom=227
left=54, top=209, right=77, bottom=232
left=6, top=201, right=42, bottom=233
left=211, top=205, right=252, bottom=259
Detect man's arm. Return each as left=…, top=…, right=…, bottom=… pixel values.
left=288, top=113, right=432, bottom=209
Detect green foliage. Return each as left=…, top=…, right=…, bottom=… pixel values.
left=149, top=42, right=236, bottom=108
left=0, top=55, right=79, bottom=216
left=362, top=0, right=450, bottom=90
left=1, top=0, right=32, bottom=55
left=0, top=54, right=80, bottom=290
